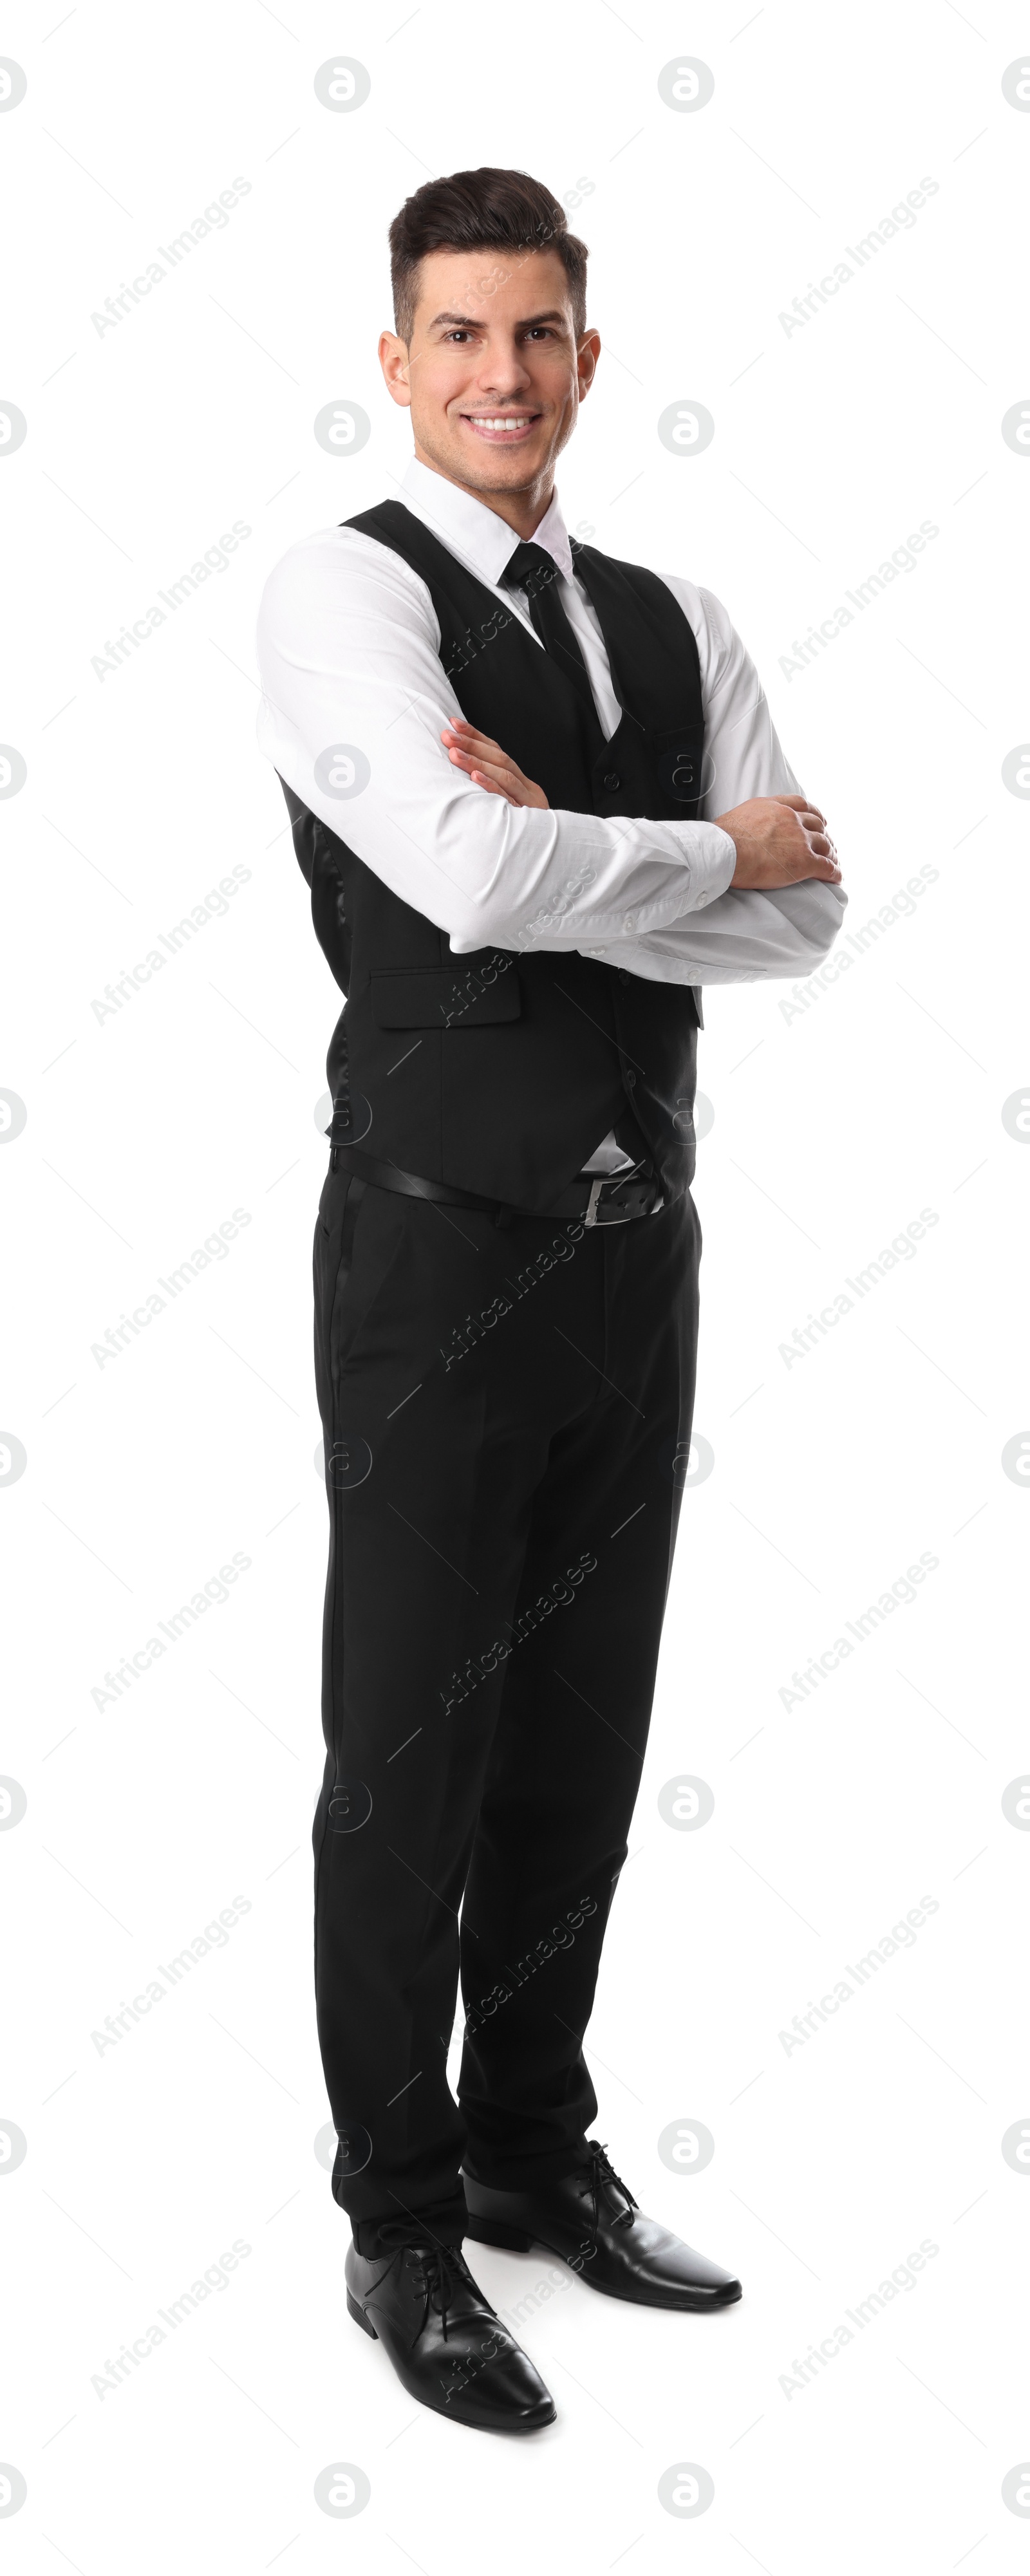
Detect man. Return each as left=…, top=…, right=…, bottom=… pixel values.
left=256, top=166, right=844, bottom=2436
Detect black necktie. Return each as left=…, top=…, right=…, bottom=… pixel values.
left=500, top=540, right=604, bottom=749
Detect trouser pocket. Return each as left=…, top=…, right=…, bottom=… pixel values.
left=313, top=1169, right=366, bottom=1414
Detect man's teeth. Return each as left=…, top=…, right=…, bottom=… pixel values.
left=467, top=417, right=532, bottom=430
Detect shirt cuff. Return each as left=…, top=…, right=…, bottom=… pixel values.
left=688, top=823, right=736, bottom=906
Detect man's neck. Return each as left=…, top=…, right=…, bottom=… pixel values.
left=411, top=443, right=554, bottom=540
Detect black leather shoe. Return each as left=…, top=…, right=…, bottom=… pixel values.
left=344, top=2235, right=556, bottom=2433
left=463, top=2140, right=742, bottom=2313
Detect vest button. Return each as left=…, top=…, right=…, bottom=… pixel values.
left=603, top=771, right=621, bottom=790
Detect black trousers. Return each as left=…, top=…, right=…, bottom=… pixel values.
left=311, top=1153, right=700, bottom=2253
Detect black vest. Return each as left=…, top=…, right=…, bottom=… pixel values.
left=279, top=499, right=707, bottom=1210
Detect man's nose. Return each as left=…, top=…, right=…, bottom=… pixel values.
left=471, top=345, right=532, bottom=395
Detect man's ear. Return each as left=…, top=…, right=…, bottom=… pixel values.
left=379, top=330, right=412, bottom=409
left=576, top=328, right=601, bottom=401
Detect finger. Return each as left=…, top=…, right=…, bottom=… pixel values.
left=467, top=758, right=518, bottom=791
left=460, top=727, right=518, bottom=775
left=469, top=767, right=518, bottom=804
left=792, top=830, right=839, bottom=878
left=444, top=729, right=517, bottom=779
left=450, top=749, right=523, bottom=800
left=442, top=721, right=503, bottom=759
left=446, top=745, right=518, bottom=790
left=445, top=739, right=507, bottom=772
left=452, top=754, right=505, bottom=796
left=779, top=794, right=827, bottom=829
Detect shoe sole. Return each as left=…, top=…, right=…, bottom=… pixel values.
left=345, top=2288, right=557, bottom=2431
left=462, top=2216, right=742, bottom=2309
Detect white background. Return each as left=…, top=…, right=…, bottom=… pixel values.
left=2, top=1, right=1028, bottom=2566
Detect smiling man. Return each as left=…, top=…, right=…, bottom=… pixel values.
left=257, top=165, right=845, bottom=2436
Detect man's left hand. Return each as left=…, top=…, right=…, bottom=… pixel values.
left=442, top=717, right=550, bottom=809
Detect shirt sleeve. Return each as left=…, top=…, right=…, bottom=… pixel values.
left=256, top=528, right=738, bottom=957
left=585, top=579, right=847, bottom=984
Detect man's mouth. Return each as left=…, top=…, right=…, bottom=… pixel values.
left=459, top=413, right=542, bottom=443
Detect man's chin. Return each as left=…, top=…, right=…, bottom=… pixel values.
left=461, top=461, right=543, bottom=494
left=418, top=434, right=551, bottom=495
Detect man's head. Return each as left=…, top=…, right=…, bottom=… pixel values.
left=379, top=167, right=599, bottom=526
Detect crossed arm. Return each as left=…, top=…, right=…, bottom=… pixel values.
left=441, top=716, right=843, bottom=895
left=256, top=530, right=847, bottom=982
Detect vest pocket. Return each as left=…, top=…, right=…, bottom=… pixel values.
left=371, top=962, right=521, bottom=1029
left=650, top=725, right=706, bottom=810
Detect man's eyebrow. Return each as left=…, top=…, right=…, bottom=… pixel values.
left=425, top=307, right=569, bottom=331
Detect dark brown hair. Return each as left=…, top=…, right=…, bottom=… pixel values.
left=388, top=167, right=588, bottom=344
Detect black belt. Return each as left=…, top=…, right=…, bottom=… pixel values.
left=327, top=1140, right=664, bottom=1227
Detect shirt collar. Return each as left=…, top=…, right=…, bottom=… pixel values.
left=398, top=454, right=575, bottom=585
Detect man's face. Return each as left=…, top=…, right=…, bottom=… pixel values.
left=379, top=246, right=599, bottom=505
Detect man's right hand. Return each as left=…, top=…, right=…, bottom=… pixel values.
left=713, top=794, right=842, bottom=890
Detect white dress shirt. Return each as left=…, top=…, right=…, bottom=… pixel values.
left=257, top=455, right=845, bottom=1170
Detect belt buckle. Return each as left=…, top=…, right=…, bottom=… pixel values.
left=585, top=1174, right=637, bottom=1227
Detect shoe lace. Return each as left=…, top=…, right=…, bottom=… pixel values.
left=408, top=2241, right=474, bottom=2342
left=585, top=2139, right=638, bottom=2234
